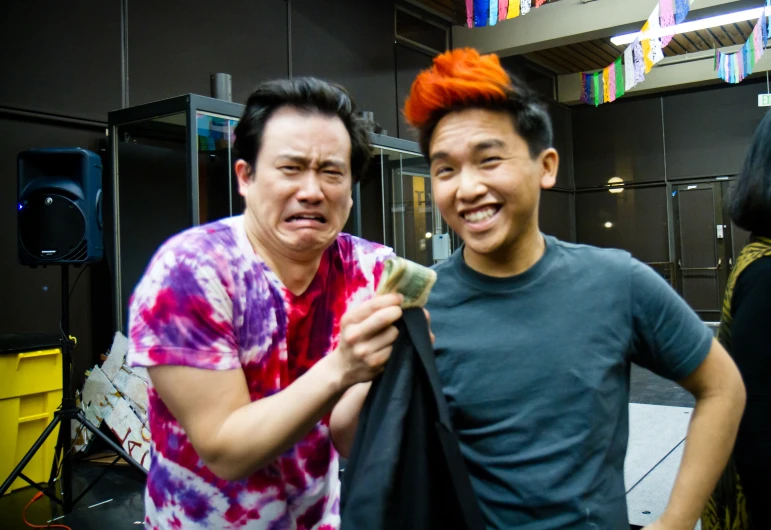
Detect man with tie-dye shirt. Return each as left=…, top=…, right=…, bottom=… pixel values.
left=127, top=78, right=403, bottom=530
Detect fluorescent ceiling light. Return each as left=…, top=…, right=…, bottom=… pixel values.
left=610, top=7, right=765, bottom=46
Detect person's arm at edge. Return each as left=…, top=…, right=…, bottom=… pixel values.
left=650, top=338, right=746, bottom=530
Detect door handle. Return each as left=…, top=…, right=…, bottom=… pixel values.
left=678, top=258, right=722, bottom=271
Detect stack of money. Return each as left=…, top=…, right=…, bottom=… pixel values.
left=376, top=257, right=437, bottom=308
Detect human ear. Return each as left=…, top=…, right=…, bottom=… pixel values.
left=539, top=148, right=559, bottom=190
left=235, top=159, right=254, bottom=197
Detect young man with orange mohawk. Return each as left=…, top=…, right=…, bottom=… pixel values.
left=404, top=48, right=746, bottom=530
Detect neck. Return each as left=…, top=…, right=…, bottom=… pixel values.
left=463, top=224, right=546, bottom=278
left=242, top=214, right=323, bottom=296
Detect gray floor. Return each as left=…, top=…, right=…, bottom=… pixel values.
left=0, top=464, right=145, bottom=529
left=0, top=364, right=706, bottom=529
left=627, top=365, right=702, bottom=530
left=630, top=364, right=695, bottom=407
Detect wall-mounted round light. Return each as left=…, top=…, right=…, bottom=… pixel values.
left=604, top=222, right=613, bottom=229
left=608, top=177, right=624, bottom=194
left=425, top=232, right=432, bottom=239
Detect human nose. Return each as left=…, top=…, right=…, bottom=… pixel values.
left=456, top=166, right=487, bottom=202
left=295, top=171, right=324, bottom=203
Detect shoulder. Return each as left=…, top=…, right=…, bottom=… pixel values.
left=547, top=236, right=633, bottom=268
left=544, top=236, right=640, bottom=287
left=335, top=233, right=394, bottom=268
left=134, top=218, right=242, bottom=299
left=153, top=217, right=239, bottom=266
left=734, top=255, right=771, bottom=305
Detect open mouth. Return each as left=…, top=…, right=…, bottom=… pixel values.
left=461, top=205, right=501, bottom=224
left=286, top=214, right=327, bottom=224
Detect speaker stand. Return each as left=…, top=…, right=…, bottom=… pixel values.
left=0, top=266, right=145, bottom=513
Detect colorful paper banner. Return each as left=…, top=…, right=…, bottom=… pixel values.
left=466, top=0, right=555, bottom=27
left=714, top=2, right=770, bottom=85
left=578, top=0, right=695, bottom=106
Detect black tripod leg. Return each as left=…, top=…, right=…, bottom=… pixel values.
left=76, top=413, right=147, bottom=475
left=0, top=415, right=62, bottom=496
left=72, top=455, right=120, bottom=506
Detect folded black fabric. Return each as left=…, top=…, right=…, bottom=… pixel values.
left=341, top=308, right=486, bottom=530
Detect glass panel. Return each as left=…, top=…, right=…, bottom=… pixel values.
left=539, top=190, right=573, bottom=242
left=575, top=186, right=669, bottom=264
left=380, top=148, right=449, bottom=267
left=196, top=112, right=238, bottom=223
left=116, top=112, right=189, bottom=329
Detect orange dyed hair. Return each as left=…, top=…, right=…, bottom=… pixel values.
left=404, top=48, right=513, bottom=129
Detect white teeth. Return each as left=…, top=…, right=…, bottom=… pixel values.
left=463, top=207, right=497, bottom=223
left=292, top=215, right=323, bottom=221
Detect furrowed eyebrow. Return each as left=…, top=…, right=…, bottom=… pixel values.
left=277, top=155, right=348, bottom=171
left=318, top=159, right=347, bottom=171
left=277, top=155, right=308, bottom=165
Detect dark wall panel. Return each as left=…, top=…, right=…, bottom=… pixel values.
left=539, top=190, right=573, bottom=242
left=0, top=1, right=122, bottom=120
left=499, top=56, right=555, bottom=101
left=664, top=81, right=767, bottom=180
left=549, top=102, right=574, bottom=190
left=575, top=186, right=669, bottom=263
left=129, top=0, right=288, bottom=107
left=396, top=45, right=433, bottom=142
left=573, top=98, right=665, bottom=188
left=292, top=0, right=398, bottom=138
left=0, top=116, right=107, bottom=385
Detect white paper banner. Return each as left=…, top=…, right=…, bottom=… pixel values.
left=624, top=45, right=636, bottom=91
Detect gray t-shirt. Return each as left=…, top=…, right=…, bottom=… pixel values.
left=426, top=235, right=713, bottom=530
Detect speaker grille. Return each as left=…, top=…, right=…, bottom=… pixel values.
left=18, top=193, right=86, bottom=262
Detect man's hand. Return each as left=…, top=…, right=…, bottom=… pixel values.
left=327, top=293, right=404, bottom=388
left=330, top=304, right=435, bottom=456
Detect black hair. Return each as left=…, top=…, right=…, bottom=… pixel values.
left=729, top=109, right=771, bottom=236
left=416, top=71, right=554, bottom=161
left=234, top=77, right=372, bottom=182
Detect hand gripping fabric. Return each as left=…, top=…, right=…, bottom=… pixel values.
left=340, top=308, right=486, bottom=530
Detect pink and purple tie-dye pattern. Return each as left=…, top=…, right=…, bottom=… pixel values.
left=127, top=216, right=392, bottom=530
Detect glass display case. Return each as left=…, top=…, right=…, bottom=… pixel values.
left=108, top=95, right=243, bottom=331
left=108, top=99, right=453, bottom=332
left=367, top=136, right=450, bottom=266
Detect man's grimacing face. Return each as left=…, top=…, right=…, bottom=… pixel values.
left=428, top=108, right=558, bottom=259
left=236, top=106, right=354, bottom=260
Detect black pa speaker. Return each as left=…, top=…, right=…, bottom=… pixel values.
left=17, top=148, right=104, bottom=266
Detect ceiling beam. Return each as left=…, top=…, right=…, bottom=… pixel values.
left=557, top=45, right=771, bottom=104
left=452, top=0, right=745, bottom=57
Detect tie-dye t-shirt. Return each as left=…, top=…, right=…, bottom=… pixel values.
left=127, top=215, right=393, bottom=530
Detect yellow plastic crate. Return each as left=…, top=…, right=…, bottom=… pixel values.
left=0, top=347, right=63, bottom=494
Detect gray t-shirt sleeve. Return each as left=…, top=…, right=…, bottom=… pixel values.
left=629, top=258, right=714, bottom=381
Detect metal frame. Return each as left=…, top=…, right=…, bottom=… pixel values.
left=108, top=94, right=245, bottom=331
left=107, top=96, right=425, bottom=331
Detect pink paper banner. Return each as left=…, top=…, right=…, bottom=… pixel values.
left=499, top=0, right=509, bottom=21
left=608, top=61, right=617, bottom=102
left=659, top=0, right=675, bottom=47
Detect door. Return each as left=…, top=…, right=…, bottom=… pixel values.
left=672, top=182, right=729, bottom=321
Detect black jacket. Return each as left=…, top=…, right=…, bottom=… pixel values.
left=340, top=308, right=486, bottom=530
